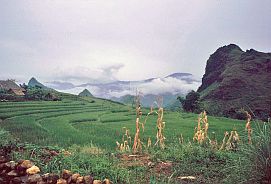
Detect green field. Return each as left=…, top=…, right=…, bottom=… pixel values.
left=0, top=94, right=247, bottom=150
left=0, top=94, right=267, bottom=183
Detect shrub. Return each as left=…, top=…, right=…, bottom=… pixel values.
left=178, top=90, right=202, bottom=113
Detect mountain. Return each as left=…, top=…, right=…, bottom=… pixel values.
left=46, top=81, right=75, bottom=90
left=198, top=44, right=271, bottom=120
left=112, top=93, right=181, bottom=107
left=78, top=89, right=93, bottom=97
left=28, top=77, right=49, bottom=89
left=47, top=72, right=200, bottom=106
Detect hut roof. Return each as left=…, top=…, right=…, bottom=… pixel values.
left=0, top=80, right=22, bottom=90
left=8, top=88, right=25, bottom=96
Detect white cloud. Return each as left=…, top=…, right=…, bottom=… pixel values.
left=59, top=76, right=201, bottom=98
left=136, top=77, right=200, bottom=95
left=51, top=64, right=125, bottom=84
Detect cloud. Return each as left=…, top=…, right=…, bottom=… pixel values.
left=107, top=77, right=201, bottom=98
left=60, top=75, right=201, bottom=98
left=51, top=63, right=125, bottom=84
left=60, top=85, right=102, bottom=96
left=100, top=63, right=125, bottom=81
left=136, top=77, right=200, bottom=95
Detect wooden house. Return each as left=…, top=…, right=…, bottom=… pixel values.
left=0, top=80, right=26, bottom=96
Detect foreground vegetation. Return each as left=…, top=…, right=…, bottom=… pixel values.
left=0, top=94, right=270, bottom=183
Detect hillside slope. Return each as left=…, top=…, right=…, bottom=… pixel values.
left=78, top=89, right=93, bottom=97
left=198, top=44, right=271, bottom=119
left=28, top=77, right=49, bottom=89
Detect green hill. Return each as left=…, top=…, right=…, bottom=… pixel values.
left=198, top=44, right=271, bottom=119
left=78, top=89, right=93, bottom=97
left=28, top=77, right=49, bottom=89
left=0, top=90, right=265, bottom=183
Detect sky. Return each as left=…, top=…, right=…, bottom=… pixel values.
left=0, top=0, right=270, bottom=84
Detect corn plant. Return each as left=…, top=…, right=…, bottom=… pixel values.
left=116, top=127, right=131, bottom=152
left=219, top=130, right=240, bottom=151
left=193, top=110, right=209, bottom=144
left=132, top=91, right=144, bottom=153
left=245, top=111, right=252, bottom=144
left=144, top=96, right=166, bottom=149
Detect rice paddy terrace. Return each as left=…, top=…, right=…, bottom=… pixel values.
left=0, top=93, right=247, bottom=151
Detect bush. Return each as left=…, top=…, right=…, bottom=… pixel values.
left=178, top=90, right=202, bottom=113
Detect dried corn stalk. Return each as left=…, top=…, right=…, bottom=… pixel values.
left=219, top=131, right=229, bottom=150
left=144, top=96, right=166, bottom=149
left=132, top=91, right=144, bottom=153
left=147, top=137, right=152, bottom=148
left=154, top=107, right=166, bottom=149
left=219, top=130, right=240, bottom=151
left=122, top=127, right=132, bottom=145
left=245, top=111, right=252, bottom=144
left=209, top=132, right=218, bottom=149
left=116, top=127, right=131, bottom=152
left=193, top=111, right=209, bottom=144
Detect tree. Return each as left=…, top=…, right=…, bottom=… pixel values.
left=178, top=90, right=201, bottom=112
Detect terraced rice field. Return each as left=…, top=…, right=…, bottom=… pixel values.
left=0, top=94, right=247, bottom=151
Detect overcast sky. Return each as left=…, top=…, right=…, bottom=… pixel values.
left=0, top=0, right=270, bottom=84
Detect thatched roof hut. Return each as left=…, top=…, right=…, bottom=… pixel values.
left=0, top=80, right=26, bottom=96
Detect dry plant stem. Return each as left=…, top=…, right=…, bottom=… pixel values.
left=226, top=131, right=234, bottom=150
left=219, top=131, right=229, bottom=150
left=116, top=127, right=131, bottom=152
left=132, top=117, right=141, bottom=153
left=245, top=111, right=252, bottom=144
left=154, top=107, right=166, bottom=149
left=219, top=130, right=240, bottom=151
left=147, top=137, right=152, bottom=148
left=132, top=91, right=143, bottom=153
left=193, top=111, right=209, bottom=144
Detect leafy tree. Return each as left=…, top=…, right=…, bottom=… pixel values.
left=25, top=87, right=46, bottom=100
left=20, top=83, right=28, bottom=90
left=178, top=90, right=201, bottom=112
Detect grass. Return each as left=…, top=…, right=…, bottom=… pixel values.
left=0, top=95, right=268, bottom=183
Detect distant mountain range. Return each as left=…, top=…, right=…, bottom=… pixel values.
left=198, top=44, right=271, bottom=120
left=46, top=72, right=201, bottom=107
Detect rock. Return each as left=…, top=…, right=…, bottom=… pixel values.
left=27, top=174, right=42, bottom=183
left=102, top=179, right=112, bottom=184
left=19, top=160, right=34, bottom=169
left=44, top=173, right=59, bottom=184
left=83, top=175, right=94, bottom=184
left=5, top=161, right=16, bottom=170
left=178, top=176, right=196, bottom=181
left=76, top=176, right=84, bottom=184
left=0, top=169, right=7, bottom=176
left=26, top=165, right=40, bottom=175
left=57, top=178, right=67, bottom=184
left=37, top=181, right=47, bottom=184
left=7, top=170, right=19, bottom=177
left=93, top=180, right=102, bottom=184
left=0, top=177, right=8, bottom=184
left=147, top=161, right=155, bottom=168
left=0, top=156, right=8, bottom=163
left=71, top=173, right=80, bottom=182
left=61, top=169, right=72, bottom=180
left=11, top=177, right=23, bottom=184
left=0, top=163, right=5, bottom=170
left=49, top=150, right=59, bottom=156
left=17, top=160, right=34, bottom=176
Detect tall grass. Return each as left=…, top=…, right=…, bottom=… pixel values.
left=223, top=121, right=271, bottom=183
left=250, top=122, right=271, bottom=182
